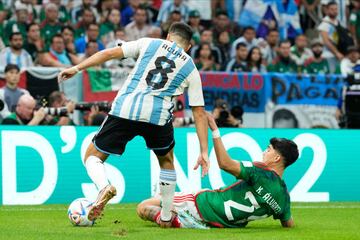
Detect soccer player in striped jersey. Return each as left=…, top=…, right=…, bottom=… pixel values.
left=137, top=114, right=298, bottom=228
left=58, top=23, right=209, bottom=227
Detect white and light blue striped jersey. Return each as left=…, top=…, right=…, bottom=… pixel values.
left=109, top=38, right=204, bottom=126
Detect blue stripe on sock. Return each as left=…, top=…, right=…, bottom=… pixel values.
left=160, top=169, right=176, bottom=182
left=160, top=172, right=176, bottom=177
left=160, top=170, right=176, bottom=175
left=161, top=169, right=176, bottom=173
left=160, top=176, right=177, bottom=182
left=160, top=173, right=176, bottom=179
left=160, top=169, right=176, bottom=174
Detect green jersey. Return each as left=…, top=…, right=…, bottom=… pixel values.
left=99, top=21, right=117, bottom=38
left=40, top=5, right=70, bottom=25
left=40, top=21, right=62, bottom=50
left=350, top=10, right=360, bottom=41
left=3, top=21, right=27, bottom=45
left=267, top=57, right=298, bottom=73
left=75, top=26, right=86, bottom=40
left=195, top=161, right=291, bottom=228
left=303, top=58, right=331, bottom=74
left=1, top=113, right=22, bottom=125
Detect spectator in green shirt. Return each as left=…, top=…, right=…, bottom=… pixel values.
left=212, top=10, right=241, bottom=47
left=267, top=40, right=297, bottom=73
left=1, top=94, right=46, bottom=125
left=290, top=34, right=313, bottom=72
left=40, top=3, right=62, bottom=50
left=188, top=10, right=202, bottom=45
left=303, top=39, right=331, bottom=74
left=0, top=0, right=8, bottom=43
left=39, top=0, right=70, bottom=25
left=74, top=7, right=96, bottom=40
left=24, top=22, right=45, bottom=63
left=349, top=0, right=360, bottom=46
left=0, top=0, right=7, bottom=22
left=71, top=0, right=99, bottom=25
left=61, top=26, right=77, bottom=55
left=99, top=8, right=121, bottom=46
left=3, top=4, right=28, bottom=46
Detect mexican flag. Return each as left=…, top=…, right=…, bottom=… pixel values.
left=82, top=67, right=130, bottom=102
left=86, top=67, right=129, bottom=92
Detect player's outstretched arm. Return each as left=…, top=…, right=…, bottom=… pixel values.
left=58, top=46, right=124, bottom=82
left=192, top=106, right=209, bottom=177
left=281, top=217, right=295, bottom=228
left=207, top=113, right=242, bottom=177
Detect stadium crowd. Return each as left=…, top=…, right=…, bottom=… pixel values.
left=0, top=0, right=359, bottom=127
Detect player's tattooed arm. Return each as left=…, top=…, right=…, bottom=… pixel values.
left=139, top=206, right=162, bottom=222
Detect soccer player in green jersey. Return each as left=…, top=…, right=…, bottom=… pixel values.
left=137, top=114, right=299, bottom=228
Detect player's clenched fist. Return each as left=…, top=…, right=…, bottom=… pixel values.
left=58, top=66, right=80, bottom=83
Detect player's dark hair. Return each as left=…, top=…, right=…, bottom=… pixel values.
left=86, top=39, right=98, bottom=48
left=243, top=26, right=255, bottom=33
left=86, top=23, right=99, bottom=31
left=51, top=33, right=64, bottom=43
left=327, top=1, right=338, bottom=7
left=114, top=27, right=125, bottom=34
left=279, top=39, right=292, bottom=47
left=270, top=138, right=299, bottom=168
left=9, top=32, right=22, bottom=41
left=26, top=22, right=39, bottom=32
left=168, top=22, right=193, bottom=43
left=135, top=5, right=147, bottom=14
left=268, top=28, right=279, bottom=34
left=170, top=10, right=181, bottom=16
left=4, top=64, right=20, bottom=73
left=62, top=25, right=74, bottom=34
left=215, top=9, right=228, bottom=17
left=236, top=42, right=247, bottom=50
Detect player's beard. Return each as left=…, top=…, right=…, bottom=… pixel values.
left=280, top=55, right=291, bottom=64
left=12, top=44, right=23, bottom=51
left=313, top=51, right=322, bottom=59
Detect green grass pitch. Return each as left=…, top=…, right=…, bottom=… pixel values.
left=0, top=202, right=359, bottom=240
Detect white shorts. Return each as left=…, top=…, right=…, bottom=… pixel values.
left=155, top=191, right=202, bottom=222
left=172, top=192, right=202, bottom=222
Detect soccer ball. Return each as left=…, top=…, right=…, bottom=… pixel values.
left=67, top=198, right=95, bottom=227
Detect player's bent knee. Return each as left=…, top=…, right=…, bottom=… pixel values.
left=153, top=141, right=175, bottom=157
left=84, top=143, right=109, bottom=164
left=136, top=201, right=147, bottom=219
